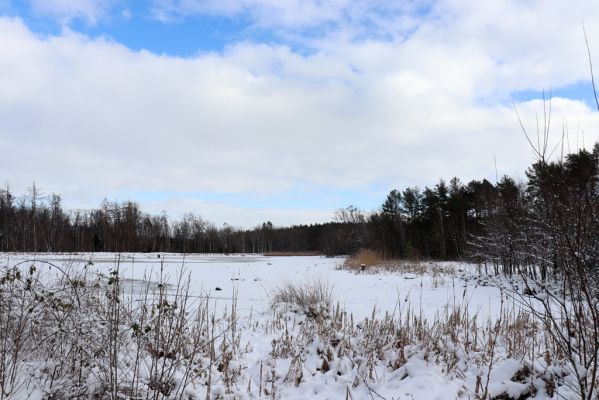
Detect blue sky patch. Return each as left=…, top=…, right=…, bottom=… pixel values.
left=512, top=81, right=599, bottom=110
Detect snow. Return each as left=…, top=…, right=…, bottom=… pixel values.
left=0, top=253, right=585, bottom=399
left=2, top=253, right=506, bottom=321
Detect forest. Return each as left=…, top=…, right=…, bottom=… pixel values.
left=1, top=143, right=598, bottom=264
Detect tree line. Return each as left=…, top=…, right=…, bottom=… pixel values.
left=0, top=185, right=354, bottom=254
left=0, top=143, right=597, bottom=261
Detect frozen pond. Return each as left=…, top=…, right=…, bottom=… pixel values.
left=2, top=252, right=504, bottom=321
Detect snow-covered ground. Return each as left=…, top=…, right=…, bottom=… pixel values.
left=0, top=253, right=582, bottom=399
left=2, top=253, right=503, bottom=321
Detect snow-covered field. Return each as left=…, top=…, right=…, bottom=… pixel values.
left=2, top=252, right=503, bottom=321
left=0, top=253, right=582, bottom=399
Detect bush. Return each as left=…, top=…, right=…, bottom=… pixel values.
left=0, top=260, right=242, bottom=400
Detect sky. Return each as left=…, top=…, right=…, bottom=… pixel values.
left=1, top=0, right=599, bottom=227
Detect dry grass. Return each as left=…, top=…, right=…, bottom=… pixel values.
left=377, top=261, right=456, bottom=276
left=267, top=286, right=560, bottom=399
left=342, top=251, right=456, bottom=279
left=343, top=249, right=383, bottom=269
left=270, top=279, right=333, bottom=319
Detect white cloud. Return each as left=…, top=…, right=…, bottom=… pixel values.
left=1, top=0, right=599, bottom=225
left=137, top=197, right=334, bottom=227
left=28, top=0, right=119, bottom=25
left=151, top=0, right=428, bottom=33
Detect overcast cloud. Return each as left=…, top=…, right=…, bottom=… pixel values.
left=1, top=1, right=599, bottom=226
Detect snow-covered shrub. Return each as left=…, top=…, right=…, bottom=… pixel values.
left=0, top=260, right=243, bottom=400
left=270, top=279, right=332, bottom=319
